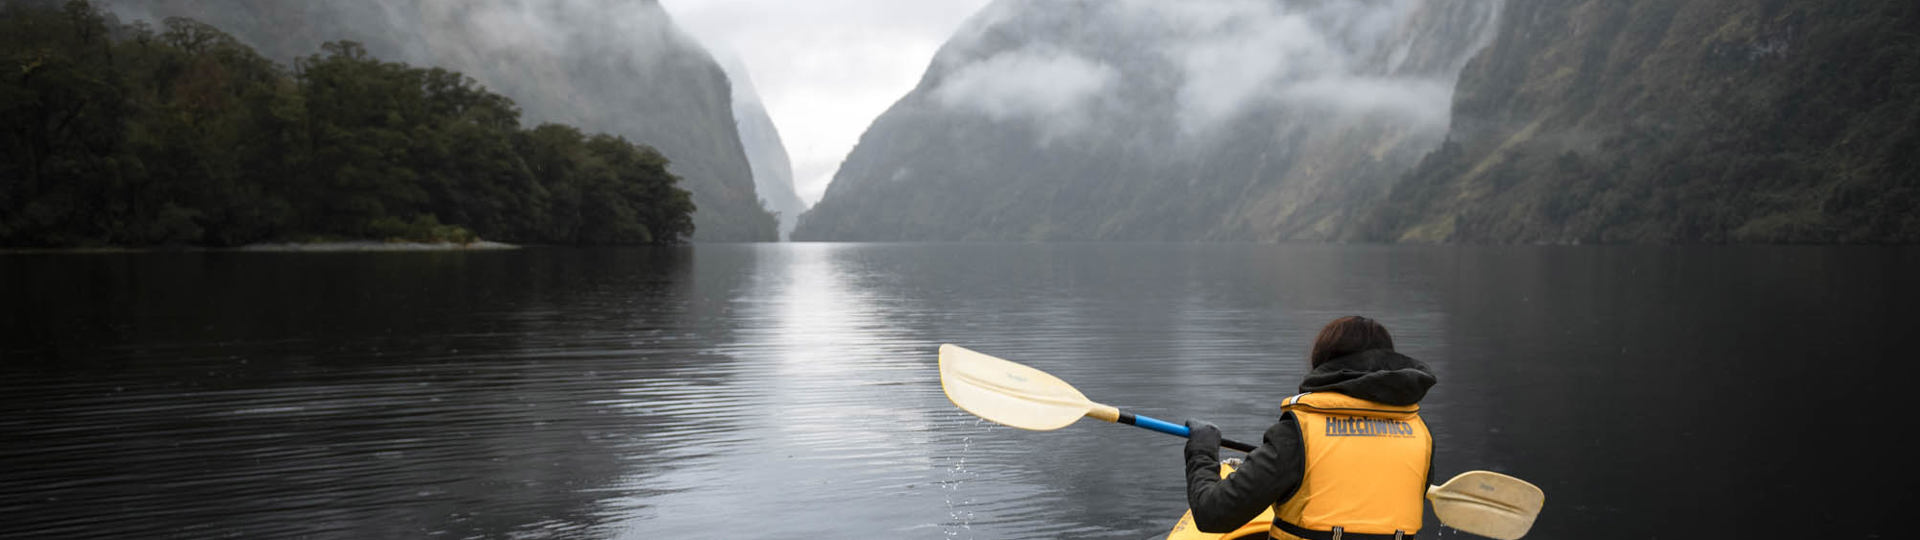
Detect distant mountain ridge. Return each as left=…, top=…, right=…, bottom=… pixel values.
left=104, top=0, right=779, bottom=241
left=723, top=61, right=808, bottom=239
left=803, top=0, right=1917, bottom=244
left=795, top=0, right=1502, bottom=241
left=1363, top=0, right=1920, bottom=243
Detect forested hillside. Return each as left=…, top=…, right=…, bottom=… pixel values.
left=794, top=0, right=1501, bottom=242
left=100, top=0, right=778, bottom=242
left=1359, top=1, right=1920, bottom=243
left=0, top=1, right=693, bottom=247
left=801, top=0, right=1917, bottom=245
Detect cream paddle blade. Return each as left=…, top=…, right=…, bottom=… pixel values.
left=939, top=344, right=1095, bottom=430
left=939, top=344, right=1260, bottom=451
left=1426, top=470, right=1545, bottom=540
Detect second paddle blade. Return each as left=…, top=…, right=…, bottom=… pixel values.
left=1426, top=470, right=1545, bottom=540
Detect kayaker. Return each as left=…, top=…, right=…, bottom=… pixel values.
left=1183, top=315, right=1437, bottom=539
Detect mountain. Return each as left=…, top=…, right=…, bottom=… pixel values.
left=794, top=0, right=1502, bottom=241
left=102, top=0, right=778, bottom=242
left=721, top=59, right=808, bottom=239
left=1364, top=0, right=1920, bottom=243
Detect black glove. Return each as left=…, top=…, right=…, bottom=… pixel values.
left=1184, top=418, right=1221, bottom=456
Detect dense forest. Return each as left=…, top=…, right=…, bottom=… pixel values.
left=99, top=0, right=778, bottom=243
left=1, top=0, right=696, bottom=247
left=1362, top=0, right=1920, bottom=243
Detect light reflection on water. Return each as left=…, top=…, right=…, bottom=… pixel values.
left=612, top=244, right=961, bottom=537
left=2, top=244, right=1913, bottom=538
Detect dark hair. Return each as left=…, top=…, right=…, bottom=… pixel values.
left=1309, top=316, right=1395, bottom=368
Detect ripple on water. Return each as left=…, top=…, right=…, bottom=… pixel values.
left=8, top=244, right=1912, bottom=538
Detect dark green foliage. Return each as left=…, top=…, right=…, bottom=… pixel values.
left=364, top=214, right=476, bottom=244
left=0, top=0, right=694, bottom=247
left=510, top=124, right=695, bottom=245
left=1364, top=0, right=1920, bottom=244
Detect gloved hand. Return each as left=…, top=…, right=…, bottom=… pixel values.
left=1184, top=418, right=1221, bottom=457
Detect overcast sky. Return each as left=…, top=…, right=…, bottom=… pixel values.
left=659, top=0, right=994, bottom=206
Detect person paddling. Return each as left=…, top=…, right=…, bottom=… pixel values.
left=1183, top=316, right=1437, bottom=539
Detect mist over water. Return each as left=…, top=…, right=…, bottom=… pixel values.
left=4, top=245, right=1911, bottom=538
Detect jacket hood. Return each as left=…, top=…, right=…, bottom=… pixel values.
left=1297, top=349, right=1436, bottom=406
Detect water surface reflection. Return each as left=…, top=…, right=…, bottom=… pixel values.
left=3, top=244, right=1913, bottom=538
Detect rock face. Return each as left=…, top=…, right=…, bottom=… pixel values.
left=794, top=0, right=1502, bottom=241
left=104, top=0, right=778, bottom=241
left=1364, top=1, right=1920, bottom=243
left=725, top=63, right=808, bottom=239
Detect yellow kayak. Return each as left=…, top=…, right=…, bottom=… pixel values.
left=1163, top=460, right=1274, bottom=540
left=933, top=345, right=1540, bottom=540
left=1160, top=460, right=1546, bottom=540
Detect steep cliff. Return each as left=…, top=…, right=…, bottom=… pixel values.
left=724, top=62, right=807, bottom=239
left=1366, top=1, right=1920, bottom=243
left=794, top=0, right=1501, bottom=242
left=103, top=0, right=778, bottom=241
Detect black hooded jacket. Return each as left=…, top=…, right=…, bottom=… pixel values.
left=1183, top=349, right=1438, bottom=534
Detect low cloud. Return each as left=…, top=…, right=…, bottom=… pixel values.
left=1157, top=0, right=1461, bottom=133
left=932, top=47, right=1117, bottom=137
left=1281, top=77, right=1456, bottom=127
left=926, top=0, right=1494, bottom=138
left=1169, top=6, right=1338, bottom=130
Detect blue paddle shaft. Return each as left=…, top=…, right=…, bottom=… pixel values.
left=1121, top=412, right=1258, bottom=452
left=1132, top=414, right=1189, bottom=436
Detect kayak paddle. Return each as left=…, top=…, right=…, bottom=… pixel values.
left=1427, top=470, right=1544, bottom=539
left=942, top=344, right=1546, bottom=539
left=938, top=344, right=1258, bottom=452
left=1180, top=463, right=1544, bottom=539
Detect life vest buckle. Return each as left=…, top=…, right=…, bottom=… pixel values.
left=1331, top=526, right=1342, bottom=540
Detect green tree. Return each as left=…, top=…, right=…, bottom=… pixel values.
left=2, top=1, right=698, bottom=247
left=1, top=0, right=129, bottom=246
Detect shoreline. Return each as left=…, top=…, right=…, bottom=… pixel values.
left=1, top=240, right=520, bottom=254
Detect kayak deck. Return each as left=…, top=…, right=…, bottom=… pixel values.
left=1164, top=460, right=1274, bottom=540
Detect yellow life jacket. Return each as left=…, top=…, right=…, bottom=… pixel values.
left=1270, top=392, right=1432, bottom=540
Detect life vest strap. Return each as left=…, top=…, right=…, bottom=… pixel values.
left=1274, top=520, right=1412, bottom=540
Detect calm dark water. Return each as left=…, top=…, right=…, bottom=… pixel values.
left=2, top=243, right=1913, bottom=539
